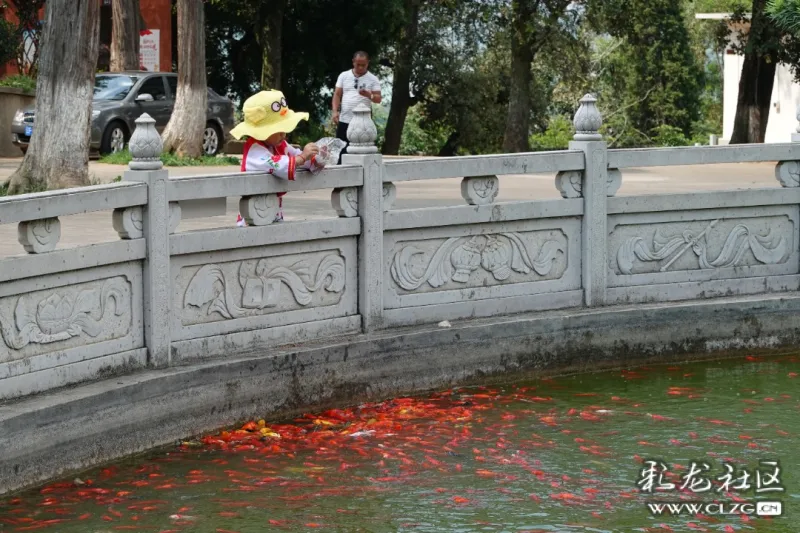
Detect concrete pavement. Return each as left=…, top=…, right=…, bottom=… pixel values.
left=0, top=157, right=782, bottom=257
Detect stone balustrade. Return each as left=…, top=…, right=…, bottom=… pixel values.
left=0, top=94, right=799, bottom=402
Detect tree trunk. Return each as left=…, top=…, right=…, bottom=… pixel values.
left=7, top=0, right=100, bottom=194
left=502, top=0, right=534, bottom=153
left=382, top=0, right=420, bottom=155
left=729, top=54, right=776, bottom=144
left=110, top=0, right=142, bottom=71
left=161, top=0, right=207, bottom=157
left=730, top=0, right=776, bottom=144
left=257, top=0, right=284, bottom=89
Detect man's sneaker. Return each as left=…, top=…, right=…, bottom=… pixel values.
left=273, top=211, right=284, bottom=223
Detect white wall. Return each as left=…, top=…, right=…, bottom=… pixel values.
left=723, top=53, right=800, bottom=143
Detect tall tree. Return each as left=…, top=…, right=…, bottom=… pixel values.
left=590, top=0, right=704, bottom=139
left=382, top=0, right=422, bottom=155
left=255, top=0, right=284, bottom=89
left=729, top=0, right=781, bottom=143
left=110, top=0, right=142, bottom=71
left=7, top=0, right=100, bottom=193
left=161, top=0, right=207, bottom=157
left=502, top=0, right=577, bottom=153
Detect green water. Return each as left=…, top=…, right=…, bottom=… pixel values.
left=1, top=354, right=799, bottom=532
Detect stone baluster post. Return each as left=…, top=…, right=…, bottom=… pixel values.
left=336, top=103, right=384, bottom=331
left=570, top=94, right=608, bottom=307
left=120, top=113, right=172, bottom=367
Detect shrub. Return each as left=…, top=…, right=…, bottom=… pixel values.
left=529, top=116, right=574, bottom=151
left=0, top=74, right=36, bottom=94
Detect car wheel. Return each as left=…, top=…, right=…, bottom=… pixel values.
left=100, top=122, right=128, bottom=155
left=203, top=123, right=222, bottom=156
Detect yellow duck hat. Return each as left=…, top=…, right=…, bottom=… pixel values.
left=230, top=90, right=309, bottom=141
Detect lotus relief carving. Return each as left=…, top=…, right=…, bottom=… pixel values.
left=184, top=254, right=346, bottom=319
left=0, top=278, right=129, bottom=350
left=617, top=220, right=789, bottom=275
left=390, top=232, right=565, bottom=291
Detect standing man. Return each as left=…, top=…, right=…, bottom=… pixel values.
left=332, top=51, right=382, bottom=161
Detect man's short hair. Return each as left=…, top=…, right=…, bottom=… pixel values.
left=353, top=51, right=369, bottom=61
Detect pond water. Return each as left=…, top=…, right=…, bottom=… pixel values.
left=1, top=353, right=798, bottom=532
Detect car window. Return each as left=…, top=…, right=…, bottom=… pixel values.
left=137, top=77, right=167, bottom=101
left=167, top=76, right=178, bottom=99
left=94, top=75, right=138, bottom=100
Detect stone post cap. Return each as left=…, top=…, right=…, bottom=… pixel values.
left=128, top=113, right=164, bottom=171
left=573, top=93, right=603, bottom=142
left=346, top=103, right=379, bottom=154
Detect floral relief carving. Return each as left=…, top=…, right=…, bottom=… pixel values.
left=461, top=176, right=499, bottom=205
left=0, top=277, right=130, bottom=350
left=390, top=232, right=565, bottom=291
left=18, top=217, right=61, bottom=254
left=331, top=188, right=359, bottom=217
left=775, top=161, right=800, bottom=188
left=616, top=219, right=790, bottom=275
left=183, top=253, right=346, bottom=320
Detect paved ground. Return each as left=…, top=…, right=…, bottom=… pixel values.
left=0, top=157, right=782, bottom=258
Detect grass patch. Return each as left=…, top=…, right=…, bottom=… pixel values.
left=99, top=149, right=240, bottom=167
left=0, top=74, right=36, bottom=94
left=0, top=181, right=7, bottom=196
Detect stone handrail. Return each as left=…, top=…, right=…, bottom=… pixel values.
left=607, top=143, right=800, bottom=168
left=167, top=165, right=364, bottom=201
left=382, top=150, right=585, bottom=181
left=0, top=181, right=146, bottom=225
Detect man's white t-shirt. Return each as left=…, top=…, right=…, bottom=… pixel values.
left=336, top=70, right=381, bottom=123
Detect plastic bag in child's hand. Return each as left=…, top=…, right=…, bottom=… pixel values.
left=314, top=137, right=347, bottom=167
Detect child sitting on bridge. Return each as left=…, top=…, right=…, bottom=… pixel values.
left=230, top=90, right=323, bottom=224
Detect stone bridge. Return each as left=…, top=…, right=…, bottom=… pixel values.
left=1, top=96, right=800, bottom=494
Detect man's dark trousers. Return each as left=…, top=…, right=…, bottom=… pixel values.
left=336, top=121, right=349, bottom=164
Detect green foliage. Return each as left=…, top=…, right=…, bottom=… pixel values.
left=0, top=74, right=36, bottom=93
left=0, top=17, right=15, bottom=67
left=397, top=105, right=452, bottom=156
left=205, top=0, right=402, bottom=123
left=98, top=150, right=240, bottom=167
left=767, top=0, right=800, bottom=35
left=651, top=124, right=691, bottom=146
left=529, top=116, right=574, bottom=151
left=590, top=0, right=704, bottom=138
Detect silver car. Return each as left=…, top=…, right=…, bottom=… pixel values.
left=10, top=71, right=235, bottom=156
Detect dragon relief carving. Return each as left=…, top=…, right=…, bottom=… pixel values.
left=183, top=254, right=346, bottom=319
left=0, top=278, right=130, bottom=350
left=390, top=232, right=565, bottom=291
left=617, top=219, right=789, bottom=275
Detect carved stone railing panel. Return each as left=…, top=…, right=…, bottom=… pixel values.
left=775, top=161, right=800, bottom=188
left=461, top=176, right=499, bottom=205
left=384, top=219, right=581, bottom=310
left=18, top=217, right=61, bottom=254
left=382, top=182, right=397, bottom=212
left=172, top=237, right=358, bottom=341
left=331, top=187, right=359, bottom=217
left=0, top=275, right=134, bottom=362
left=608, top=206, right=798, bottom=288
